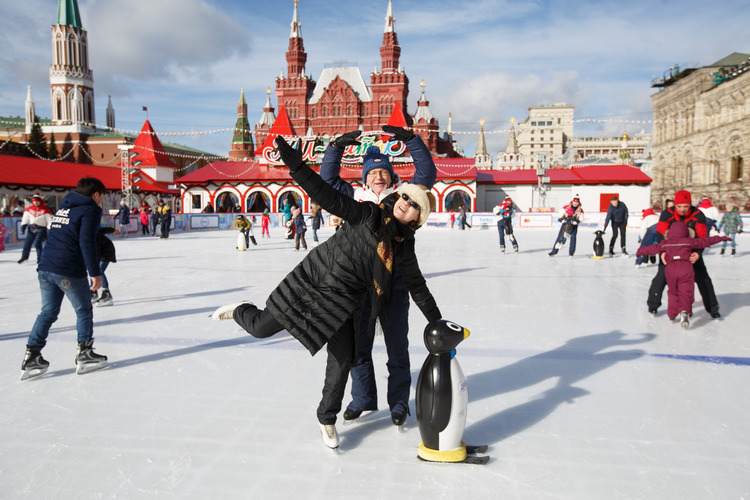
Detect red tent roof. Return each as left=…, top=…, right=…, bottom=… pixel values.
left=386, top=102, right=408, bottom=129
left=477, top=164, right=652, bottom=185
left=0, top=155, right=177, bottom=194
left=254, top=105, right=297, bottom=156
left=130, top=120, right=178, bottom=168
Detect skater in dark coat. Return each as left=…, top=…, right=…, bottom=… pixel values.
left=320, top=126, right=437, bottom=426
left=646, top=190, right=722, bottom=318
left=603, top=196, right=628, bottom=255
left=90, top=226, right=118, bottom=306
left=211, top=136, right=442, bottom=449
left=637, top=221, right=729, bottom=327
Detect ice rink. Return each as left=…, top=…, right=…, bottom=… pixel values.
left=1, top=226, right=748, bottom=499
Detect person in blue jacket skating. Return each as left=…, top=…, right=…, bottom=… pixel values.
left=21, top=177, right=109, bottom=380
left=320, top=125, right=436, bottom=426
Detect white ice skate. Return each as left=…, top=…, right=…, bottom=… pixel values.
left=679, top=311, right=690, bottom=329
left=319, top=423, right=339, bottom=449
left=210, top=302, right=253, bottom=321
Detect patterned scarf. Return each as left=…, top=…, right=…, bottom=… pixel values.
left=370, top=194, right=414, bottom=330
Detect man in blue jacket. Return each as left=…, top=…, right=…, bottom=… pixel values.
left=320, top=126, right=436, bottom=426
left=603, top=196, right=629, bottom=256
left=21, top=177, right=109, bottom=380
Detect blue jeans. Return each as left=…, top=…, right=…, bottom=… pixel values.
left=21, top=227, right=46, bottom=261
left=90, top=261, right=110, bottom=289
left=550, top=225, right=578, bottom=255
left=28, top=271, right=94, bottom=348
left=722, top=233, right=737, bottom=249
left=348, top=272, right=411, bottom=415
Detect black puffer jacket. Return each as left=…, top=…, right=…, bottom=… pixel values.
left=267, top=162, right=441, bottom=356
left=97, top=227, right=117, bottom=263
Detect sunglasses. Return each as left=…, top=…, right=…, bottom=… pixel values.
left=400, top=193, right=421, bottom=210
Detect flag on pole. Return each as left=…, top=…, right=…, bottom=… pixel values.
left=142, top=106, right=148, bottom=111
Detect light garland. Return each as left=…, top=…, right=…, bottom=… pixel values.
left=3, top=110, right=748, bottom=143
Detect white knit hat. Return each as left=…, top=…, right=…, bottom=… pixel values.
left=397, top=184, right=432, bottom=228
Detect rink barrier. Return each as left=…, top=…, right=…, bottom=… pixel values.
left=2, top=212, right=748, bottom=246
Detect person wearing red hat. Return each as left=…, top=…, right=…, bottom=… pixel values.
left=18, top=193, right=53, bottom=264
left=635, top=208, right=660, bottom=266
left=646, top=190, right=722, bottom=318
left=492, top=195, right=519, bottom=253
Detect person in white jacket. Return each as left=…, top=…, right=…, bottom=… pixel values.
left=635, top=208, right=660, bottom=265
left=18, top=193, right=53, bottom=264
left=697, top=198, right=720, bottom=235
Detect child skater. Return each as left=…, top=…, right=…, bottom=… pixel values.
left=636, top=220, right=730, bottom=328
left=261, top=209, right=270, bottom=238
left=717, top=203, right=743, bottom=256
left=211, top=136, right=444, bottom=450
left=233, top=215, right=256, bottom=250
left=0, top=221, right=11, bottom=252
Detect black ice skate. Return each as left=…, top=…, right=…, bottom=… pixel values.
left=500, top=246, right=505, bottom=253
left=75, top=340, right=108, bottom=375
left=90, top=290, right=98, bottom=303
left=20, top=346, right=50, bottom=381
left=95, top=289, right=113, bottom=307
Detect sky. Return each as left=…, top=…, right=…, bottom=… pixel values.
left=1, top=0, right=749, bottom=158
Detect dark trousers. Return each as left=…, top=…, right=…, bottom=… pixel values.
left=160, top=219, right=170, bottom=238
left=647, top=256, right=719, bottom=314
left=609, top=222, right=627, bottom=250
left=233, top=304, right=355, bottom=425
left=21, top=227, right=46, bottom=261
left=497, top=219, right=517, bottom=248
left=348, top=273, right=411, bottom=415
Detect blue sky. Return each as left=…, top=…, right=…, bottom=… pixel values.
left=1, top=0, right=749, bottom=157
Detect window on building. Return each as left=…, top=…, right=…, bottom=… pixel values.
left=531, top=122, right=537, bottom=126
left=192, top=194, right=202, bottom=210
left=731, top=155, right=743, bottom=182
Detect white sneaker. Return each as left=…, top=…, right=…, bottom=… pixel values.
left=319, top=423, right=339, bottom=449
left=210, top=302, right=252, bottom=321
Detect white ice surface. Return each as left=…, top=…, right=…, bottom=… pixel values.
left=1, top=227, right=749, bottom=499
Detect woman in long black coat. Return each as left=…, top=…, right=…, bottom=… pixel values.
left=212, top=137, right=442, bottom=448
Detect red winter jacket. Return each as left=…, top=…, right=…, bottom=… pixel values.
left=655, top=206, right=707, bottom=241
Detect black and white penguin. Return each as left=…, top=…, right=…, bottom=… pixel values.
left=415, top=319, right=470, bottom=462
left=593, top=230, right=605, bottom=259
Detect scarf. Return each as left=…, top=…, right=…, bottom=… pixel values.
left=370, top=194, right=414, bottom=331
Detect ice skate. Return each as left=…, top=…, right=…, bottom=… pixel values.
left=210, top=301, right=253, bottom=321
left=513, top=246, right=519, bottom=253
left=342, top=408, right=377, bottom=424
left=319, top=423, right=339, bottom=449
left=95, top=289, right=113, bottom=307
left=391, top=411, right=407, bottom=427
left=20, top=346, right=50, bottom=381
left=621, top=247, right=628, bottom=255
left=679, top=311, right=690, bottom=329
left=731, top=248, right=736, bottom=256
left=500, top=245, right=505, bottom=253
left=90, top=290, right=98, bottom=303
left=75, top=340, right=108, bottom=375
left=720, top=248, right=725, bottom=256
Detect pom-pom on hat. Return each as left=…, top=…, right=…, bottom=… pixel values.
left=362, top=146, right=395, bottom=187
left=674, top=190, right=692, bottom=205
left=642, top=208, right=655, bottom=218
left=397, top=183, right=432, bottom=228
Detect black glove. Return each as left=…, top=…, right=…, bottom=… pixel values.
left=333, top=130, right=361, bottom=149
left=382, top=125, right=414, bottom=142
left=20, top=224, right=27, bottom=235
left=275, top=136, right=304, bottom=172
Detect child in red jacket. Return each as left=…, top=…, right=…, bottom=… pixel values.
left=637, top=221, right=730, bottom=328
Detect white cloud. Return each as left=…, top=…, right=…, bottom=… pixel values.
left=82, top=0, right=251, bottom=83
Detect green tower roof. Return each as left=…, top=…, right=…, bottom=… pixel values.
left=57, top=0, right=82, bottom=28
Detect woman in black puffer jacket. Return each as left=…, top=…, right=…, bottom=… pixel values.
left=212, top=137, right=442, bottom=447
